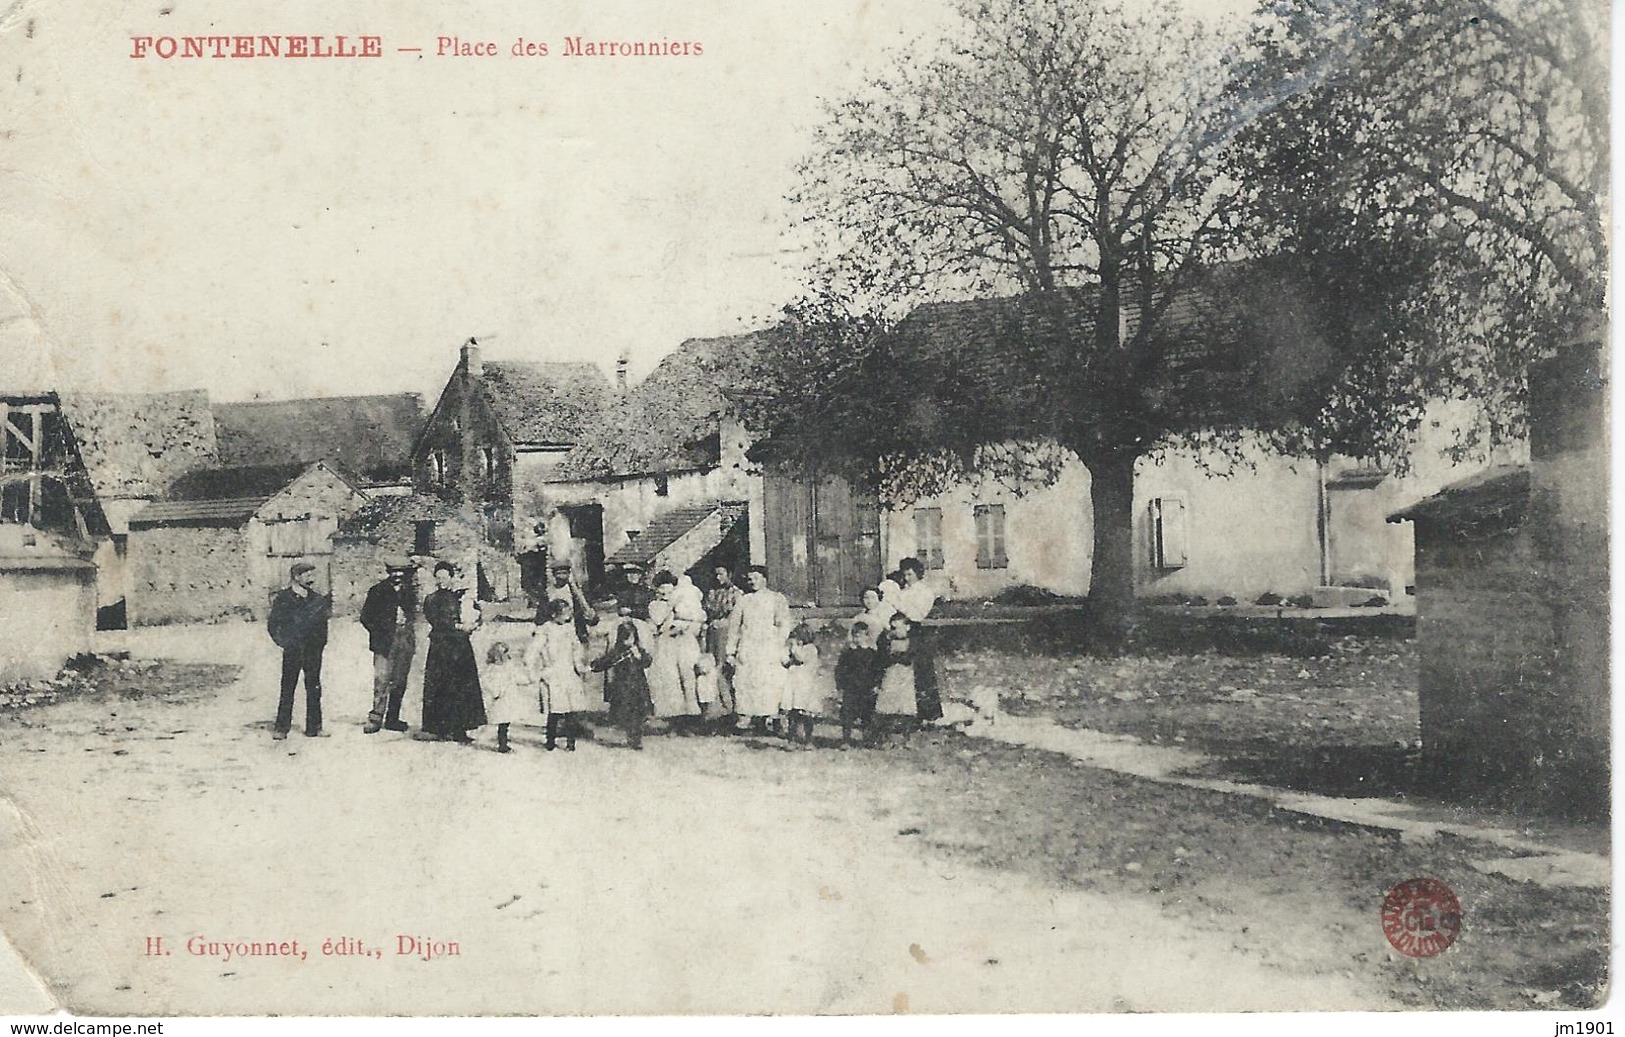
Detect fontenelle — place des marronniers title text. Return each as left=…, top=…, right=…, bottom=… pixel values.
left=128, top=34, right=704, bottom=59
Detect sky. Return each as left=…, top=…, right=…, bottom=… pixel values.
left=0, top=0, right=1256, bottom=405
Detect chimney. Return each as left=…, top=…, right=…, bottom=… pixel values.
left=461, top=337, right=483, bottom=379
left=616, top=351, right=630, bottom=392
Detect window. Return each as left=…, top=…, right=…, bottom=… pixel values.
left=913, top=508, right=944, bottom=570
left=431, top=450, right=447, bottom=486
left=1149, top=496, right=1188, bottom=570
left=265, top=518, right=322, bottom=557
left=482, top=446, right=497, bottom=482
left=973, top=504, right=1008, bottom=569
left=654, top=473, right=670, bottom=497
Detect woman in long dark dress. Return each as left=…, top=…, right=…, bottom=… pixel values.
left=418, top=561, right=487, bottom=743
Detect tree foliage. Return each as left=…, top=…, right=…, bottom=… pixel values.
left=777, top=0, right=1272, bottom=476
left=1228, top=0, right=1608, bottom=462
left=753, top=0, right=1607, bottom=617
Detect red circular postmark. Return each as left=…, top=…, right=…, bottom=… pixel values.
left=1381, top=877, right=1462, bottom=957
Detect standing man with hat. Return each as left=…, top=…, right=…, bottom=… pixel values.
left=267, top=561, right=331, bottom=740
left=542, top=561, right=596, bottom=644
left=360, top=556, right=418, bottom=734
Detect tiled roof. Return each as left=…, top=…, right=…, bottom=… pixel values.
left=605, top=501, right=743, bottom=567
left=1387, top=465, right=1531, bottom=527
left=165, top=462, right=310, bottom=502
left=214, top=394, right=424, bottom=483
left=890, top=265, right=1265, bottom=412
left=336, top=493, right=469, bottom=538
left=130, top=496, right=270, bottom=528
left=480, top=362, right=611, bottom=446
left=554, top=329, right=782, bottom=480
left=57, top=391, right=219, bottom=499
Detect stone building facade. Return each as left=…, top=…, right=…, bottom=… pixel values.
left=128, top=461, right=367, bottom=624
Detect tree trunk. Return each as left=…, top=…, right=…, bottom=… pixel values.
left=1085, top=449, right=1137, bottom=639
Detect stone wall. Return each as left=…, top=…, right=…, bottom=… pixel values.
left=332, top=505, right=490, bottom=614
left=1525, top=341, right=1609, bottom=818
left=128, top=525, right=255, bottom=625
left=412, top=357, right=516, bottom=551
left=1412, top=523, right=1563, bottom=802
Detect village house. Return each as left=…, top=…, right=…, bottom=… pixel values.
left=126, top=460, right=368, bottom=624
left=0, top=393, right=110, bottom=677
left=1390, top=336, right=1607, bottom=819
left=55, top=391, right=220, bottom=624
left=406, top=339, right=611, bottom=598
left=406, top=336, right=762, bottom=601
left=543, top=331, right=767, bottom=588
left=873, top=293, right=1510, bottom=606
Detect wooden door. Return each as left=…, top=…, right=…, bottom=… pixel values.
left=812, top=476, right=882, bottom=606
left=763, top=467, right=814, bottom=605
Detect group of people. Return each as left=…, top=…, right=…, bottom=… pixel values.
left=266, top=552, right=941, bottom=752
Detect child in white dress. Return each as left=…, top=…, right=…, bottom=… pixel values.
left=873, top=613, right=919, bottom=747
left=482, top=639, right=528, bottom=754
left=526, top=599, right=591, bottom=751
left=782, top=623, right=821, bottom=747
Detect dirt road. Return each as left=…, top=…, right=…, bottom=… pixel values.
left=0, top=621, right=1391, bottom=1015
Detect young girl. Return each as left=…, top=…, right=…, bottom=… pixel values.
left=590, top=619, right=653, bottom=750
left=526, top=599, right=590, bottom=751
left=873, top=613, right=919, bottom=747
left=835, top=619, right=880, bottom=749
left=481, top=640, right=527, bottom=753
left=781, top=623, right=821, bottom=747
left=694, top=651, right=719, bottom=719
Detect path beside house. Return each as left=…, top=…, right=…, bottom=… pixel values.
left=968, top=715, right=1609, bottom=888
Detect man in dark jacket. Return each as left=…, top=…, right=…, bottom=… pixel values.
left=360, top=557, right=417, bottom=734
left=268, top=562, right=331, bottom=740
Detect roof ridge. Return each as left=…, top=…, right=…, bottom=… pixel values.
left=216, top=393, right=422, bottom=406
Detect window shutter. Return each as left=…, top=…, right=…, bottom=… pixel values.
left=974, top=505, right=1009, bottom=569
left=1150, top=497, right=1188, bottom=570
left=915, top=508, right=944, bottom=569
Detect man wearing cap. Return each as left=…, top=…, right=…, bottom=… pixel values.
left=360, top=557, right=418, bottom=734
left=267, top=561, right=332, bottom=740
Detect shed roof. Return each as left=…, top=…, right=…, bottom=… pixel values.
left=480, top=362, right=611, bottom=446
left=130, top=497, right=270, bottom=528
left=604, top=501, right=744, bottom=567
left=130, top=460, right=354, bottom=528
left=213, top=394, right=424, bottom=483
left=1387, top=465, right=1531, bottom=527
